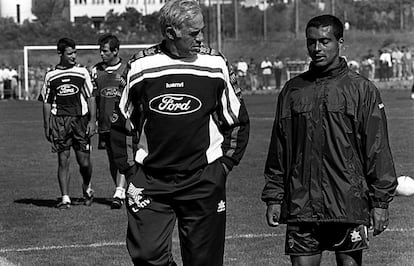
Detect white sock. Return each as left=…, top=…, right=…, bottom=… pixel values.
left=114, top=187, right=126, bottom=199
left=62, top=195, right=71, bottom=204
left=83, top=183, right=94, bottom=196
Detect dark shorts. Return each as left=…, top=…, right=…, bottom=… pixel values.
left=285, top=223, right=369, bottom=256
left=50, top=115, right=91, bottom=153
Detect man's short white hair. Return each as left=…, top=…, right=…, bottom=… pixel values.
left=159, top=0, right=202, bottom=36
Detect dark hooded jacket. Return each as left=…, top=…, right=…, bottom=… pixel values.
left=261, top=58, right=397, bottom=225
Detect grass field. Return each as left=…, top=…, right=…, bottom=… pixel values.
left=1, top=87, right=414, bottom=266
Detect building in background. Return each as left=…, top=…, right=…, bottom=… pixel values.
left=0, top=0, right=36, bottom=24
left=70, top=0, right=167, bottom=25
left=0, top=0, right=235, bottom=26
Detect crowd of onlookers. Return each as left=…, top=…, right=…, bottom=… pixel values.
left=3, top=45, right=414, bottom=101
left=348, top=46, right=414, bottom=82
left=0, top=65, right=19, bottom=100
left=234, top=56, right=289, bottom=92
left=233, top=46, right=414, bottom=92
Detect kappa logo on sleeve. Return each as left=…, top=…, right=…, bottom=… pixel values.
left=378, top=103, right=385, bottom=109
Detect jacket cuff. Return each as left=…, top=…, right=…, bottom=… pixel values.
left=372, top=201, right=389, bottom=209
left=219, top=157, right=235, bottom=171
left=265, top=200, right=282, bottom=206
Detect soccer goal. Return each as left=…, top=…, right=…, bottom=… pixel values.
left=22, top=44, right=153, bottom=100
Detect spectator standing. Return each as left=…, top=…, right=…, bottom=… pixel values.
left=39, top=38, right=96, bottom=209
left=379, top=48, right=392, bottom=81
left=402, top=46, right=412, bottom=80
left=90, top=34, right=127, bottom=209
left=248, top=57, right=259, bottom=91
left=262, top=15, right=397, bottom=266
left=360, top=56, right=371, bottom=79
left=118, top=1, right=250, bottom=265
left=273, top=56, right=284, bottom=91
left=10, top=66, right=18, bottom=99
left=367, top=49, right=376, bottom=80
left=236, top=56, right=248, bottom=90
left=392, top=47, right=403, bottom=80
left=2, top=65, right=12, bottom=99
left=261, top=56, right=273, bottom=90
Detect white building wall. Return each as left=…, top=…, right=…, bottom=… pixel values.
left=69, top=0, right=167, bottom=22
left=200, top=0, right=232, bottom=5
left=0, top=0, right=34, bottom=24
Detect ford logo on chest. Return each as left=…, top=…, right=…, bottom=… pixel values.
left=149, top=94, right=202, bottom=115
left=101, top=87, right=120, bottom=98
left=56, top=84, right=79, bottom=96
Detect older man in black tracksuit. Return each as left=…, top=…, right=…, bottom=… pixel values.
left=262, top=15, right=397, bottom=266
left=115, top=1, right=250, bottom=265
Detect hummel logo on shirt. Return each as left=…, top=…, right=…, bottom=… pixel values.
left=217, top=200, right=226, bottom=213
left=166, top=82, right=184, bottom=88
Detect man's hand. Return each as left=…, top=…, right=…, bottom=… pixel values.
left=371, top=207, right=389, bottom=236
left=86, top=120, right=96, bottom=138
left=44, top=127, right=51, bottom=142
left=266, top=204, right=281, bottom=227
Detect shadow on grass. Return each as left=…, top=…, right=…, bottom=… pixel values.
left=14, top=197, right=113, bottom=208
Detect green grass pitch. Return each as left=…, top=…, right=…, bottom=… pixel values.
left=0, top=88, right=414, bottom=265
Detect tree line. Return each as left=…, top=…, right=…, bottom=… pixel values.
left=0, top=0, right=413, bottom=49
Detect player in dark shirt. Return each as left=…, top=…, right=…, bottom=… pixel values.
left=40, top=38, right=96, bottom=209
left=91, top=34, right=126, bottom=209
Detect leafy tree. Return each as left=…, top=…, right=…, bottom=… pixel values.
left=32, top=0, right=70, bottom=25
left=122, top=7, right=143, bottom=30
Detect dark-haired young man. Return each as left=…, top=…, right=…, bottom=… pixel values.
left=40, top=37, right=96, bottom=209
left=91, top=34, right=127, bottom=209
left=262, top=15, right=397, bottom=266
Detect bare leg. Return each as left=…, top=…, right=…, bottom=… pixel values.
left=335, top=250, right=362, bottom=266
left=116, top=172, right=126, bottom=191
left=75, top=150, right=92, bottom=186
left=291, top=254, right=322, bottom=266
left=57, top=150, right=71, bottom=197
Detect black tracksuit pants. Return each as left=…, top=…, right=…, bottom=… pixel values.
left=126, top=160, right=227, bottom=266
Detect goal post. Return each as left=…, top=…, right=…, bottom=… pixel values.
left=23, top=44, right=153, bottom=100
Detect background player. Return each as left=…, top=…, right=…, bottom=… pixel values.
left=91, top=34, right=126, bottom=209
left=39, top=37, right=96, bottom=209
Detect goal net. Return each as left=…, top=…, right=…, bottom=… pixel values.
left=22, top=44, right=152, bottom=100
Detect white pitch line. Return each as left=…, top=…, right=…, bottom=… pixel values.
left=1, top=228, right=413, bottom=253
